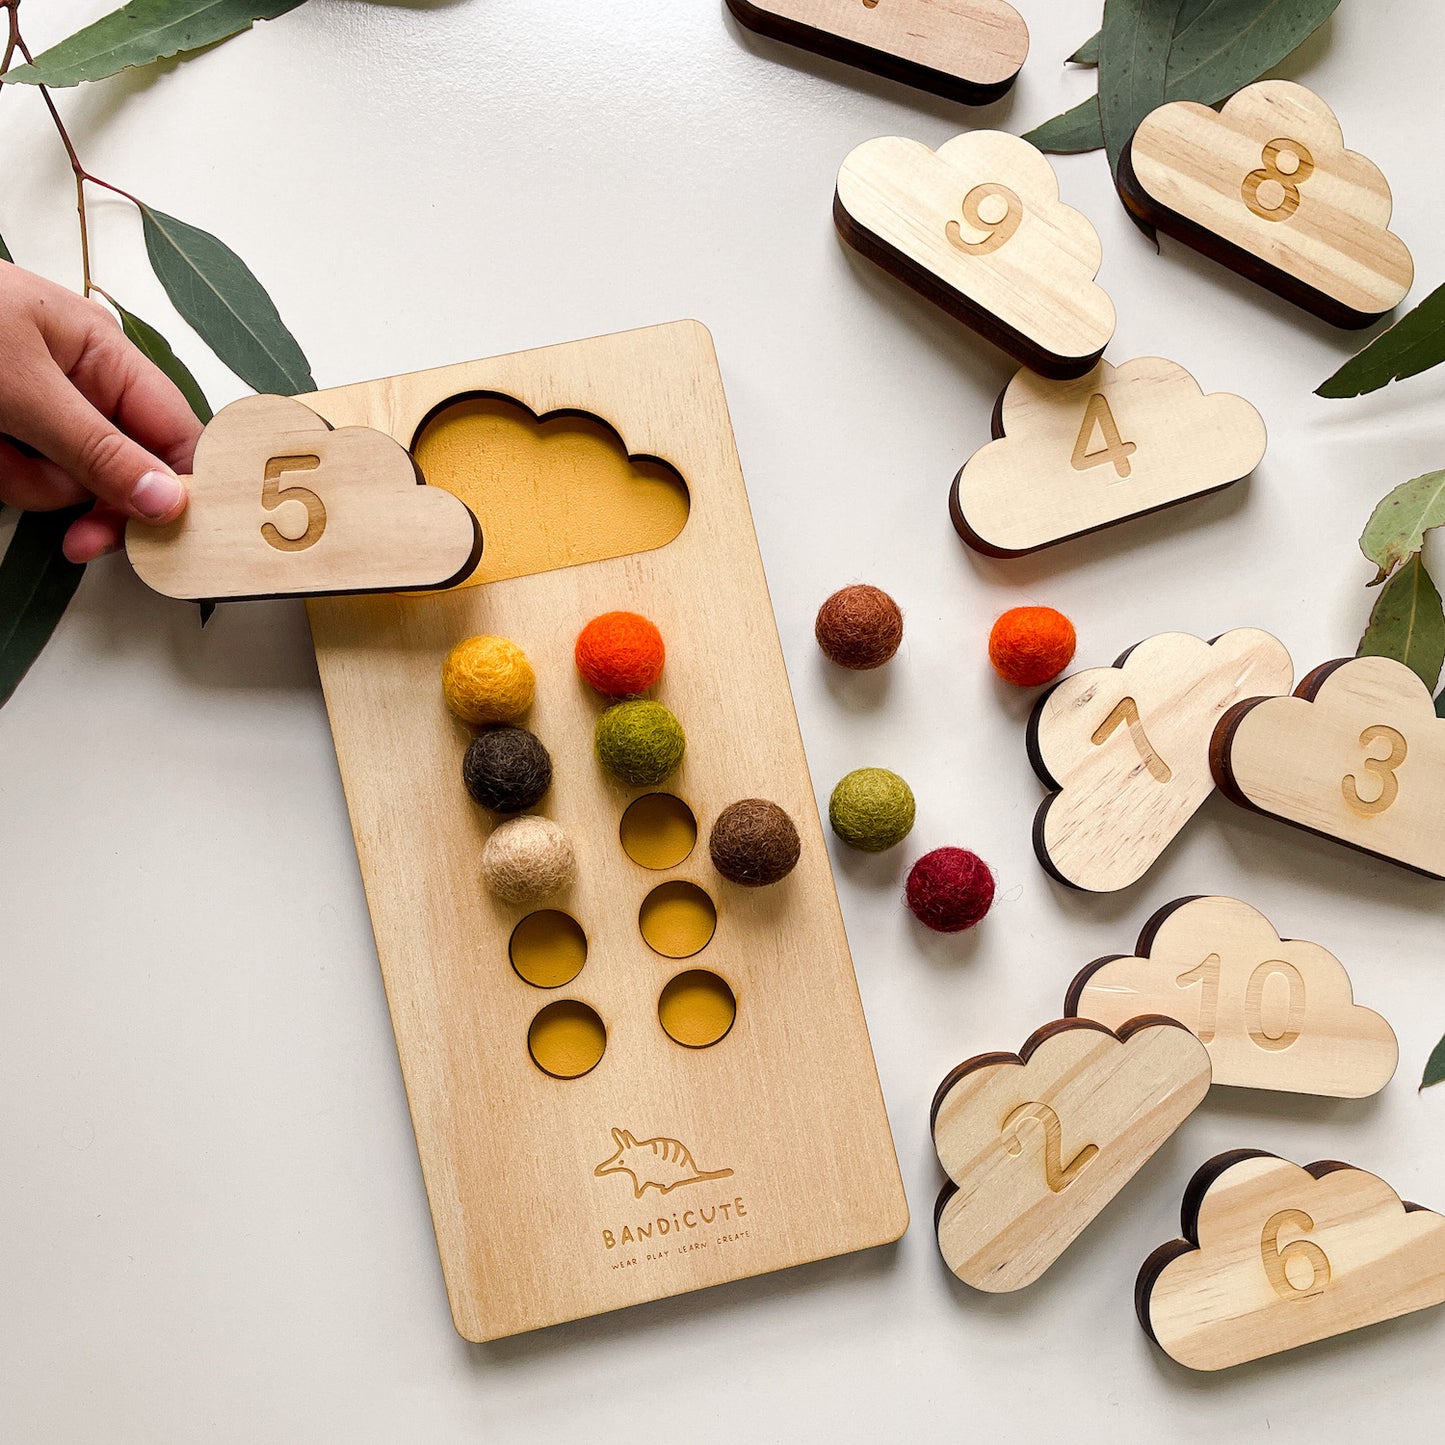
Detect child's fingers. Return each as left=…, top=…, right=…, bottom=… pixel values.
left=62, top=504, right=127, bottom=563
left=0, top=437, right=92, bottom=511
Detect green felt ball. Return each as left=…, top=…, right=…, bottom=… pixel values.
left=829, top=768, right=915, bottom=853
left=595, top=700, right=687, bottom=786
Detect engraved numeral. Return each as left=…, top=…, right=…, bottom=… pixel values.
left=1242, top=138, right=1315, bottom=223
left=261, top=454, right=326, bottom=553
left=1071, top=392, right=1137, bottom=479
left=1261, top=1208, right=1330, bottom=1299
left=1174, top=954, right=1306, bottom=1052
left=945, top=183, right=1023, bottom=257
left=1001, top=1102, right=1098, bottom=1193
left=1176, top=953, right=1222, bottom=1044
left=1091, top=697, right=1172, bottom=783
left=1342, top=725, right=1407, bottom=817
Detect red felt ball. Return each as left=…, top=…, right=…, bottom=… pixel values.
left=575, top=611, right=666, bottom=697
left=988, top=606, right=1076, bottom=687
left=905, top=848, right=995, bottom=933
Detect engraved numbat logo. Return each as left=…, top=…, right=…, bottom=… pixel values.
left=594, top=1128, right=734, bottom=1198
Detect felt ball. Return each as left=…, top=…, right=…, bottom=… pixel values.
left=442, top=635, right=535, bottom=724
left=988, top=607, right=1076, bottom=687
left=575, top=611, right=666, bottom=697
left=815, top=584, right=903, bottom=670
left=595, top=700, right=686, bottom=786
left=462, top=726, right=553, bottom=813
left=480, top=816, right=576, bottom=904
left=709, top=799, right=801, bottom=887
left=906, top=847, right=995, bottom=933
left=828, top=768, right=915, bottom=853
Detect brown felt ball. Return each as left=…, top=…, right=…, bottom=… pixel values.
left=815, top=584, right=903, bottom=670
left=462, top=726, right=553, bottom=813
left=709, top=799, right=801, bottom=887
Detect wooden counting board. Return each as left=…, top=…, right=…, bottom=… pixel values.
left=951, top=357, right=1267, bottom=557
left=932, top=1018, right=1211, bottom=1291
left=1029, top=629, right=1294, bottom=892
left=1138, top=1151, right=1445, bottom=1370
left=726, top=0, right=1029, bottom=107
left=1119, top=80, right=1414, bottom=328
left=1067, top=896, right=1398, bottom=1098
left=300, top=321, right=908, bottom=1342
left=834, top=131, right=1115, bottom=378
left=1212, top=655, right=1445, bottom=879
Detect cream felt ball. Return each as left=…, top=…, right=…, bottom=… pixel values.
left=481, top=816, right=576, bottom=904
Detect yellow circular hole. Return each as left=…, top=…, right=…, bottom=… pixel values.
left=619, top=793, right=698, bottom=870
left=509, top=910, right=588, bottom=989
left=659, top=970, right=736, bottom=1048
left=638, top=881, right=717, bottom=959
left=527, top=1000, right=606, bottom=1079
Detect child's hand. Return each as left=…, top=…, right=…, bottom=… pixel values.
left=0, top=261, right=204, bottom=563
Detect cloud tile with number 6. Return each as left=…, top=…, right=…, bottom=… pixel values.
left=126, top=394, right=482, bottom=602
left=1139, top=1152, right=1445, bottom=1370
left=1067, top=896, right=1397, bottom=1098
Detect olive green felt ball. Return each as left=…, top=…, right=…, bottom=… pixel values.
left=828, top=768, right=915, bottom=852
left=595, top=700, right=686, bottom=786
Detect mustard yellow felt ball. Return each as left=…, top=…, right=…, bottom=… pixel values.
left=442, top=635, right=535, bottom=724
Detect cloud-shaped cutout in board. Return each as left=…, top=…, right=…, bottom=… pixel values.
left=931, top=1018, right=1210, bottom=1292
left=126, top=394, right=482, bottom=602
left=835, top=130, right=1115, bottom=378
left=1212, top=655, right=1445, bottom=879
left=1066, top=896, right=1397, bottom=1098
left=1122, top=80, right=1413, bottom=326
left=1030, top=629, right=1293, bottom=893
left=1138, top=1152, right=1445, bottom=1370
left=951, top=357, right=1266, bottom=557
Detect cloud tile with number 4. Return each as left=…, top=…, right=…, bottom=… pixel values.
left=1139, top=1152, right=1445, bottom=1370
left=127, top=394, right=482, bottom=602
left=952, top=357, right=1266, bottom=557
left=1067, top=896, right=1397, bottom=1098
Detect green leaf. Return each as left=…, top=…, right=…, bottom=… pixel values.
left=0, top=230, right=12, bottom=264
left=140, top=204, right=313, bottom=396
left=1359, top=471, right=1445, bottom=585
left=1357, top=554, right=1445, bottom=692
left=1437, top=689, right=1445, bottom=719
left=113, top=300, right=213, bottom=423
left=1069, top=32, right=1100, bottom=65
left=0, top=508, right=87, bottom=711
left=1318, top=282, right=1445, bottom=398
left=0, top=0, right=305, bottom=88
left=1023, top=96, right=1106, bottom=153
left=1164, top=0, right=1343, bottom=105
left=1099, top=0, right=1187, bottom=175
left=1422, top=1032, right=1445, bottom=1089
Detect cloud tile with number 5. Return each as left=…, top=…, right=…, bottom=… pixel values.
left=126, top=394, right=483, bottom=602
left=1212, top=655, right=1445, bottom=878
left=1139, top=1152, right=1445, bottom=1370
left=1029, top=630, right=1294, bottom=893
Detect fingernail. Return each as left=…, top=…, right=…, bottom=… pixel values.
left=131, top=470, right=185, bottom=520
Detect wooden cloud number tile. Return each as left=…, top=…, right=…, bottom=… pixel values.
left=1139, top=1152, right=1445, bottom=1370
left=1212, top=655, right=1445, bottom=879
left=726, top=0, right=1029, bottom=106
left=1029, top=629, right=1294, bottom=893
left=1068, top=896, right=1398, bottom=1098
left=1120, top=80, right=1413, bottom=327
left=951, top=357, right=1267, bottom=557
left=932, top=1018, right=1211, bottom=1292
left=835, top=130, right=1115, bottom=378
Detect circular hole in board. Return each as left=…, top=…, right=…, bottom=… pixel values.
left=509, top=910, right=588, bottom=989
left=658, top=969, right=736, bottom=1049
left=638, top=881, right=717, bottom=959
left=619, top=793, right=697, bottom=870
left=527, top=1000, right=607, bottom=1079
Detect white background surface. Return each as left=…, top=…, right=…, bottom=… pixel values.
left=3, top=1, right=1445, bottom=1440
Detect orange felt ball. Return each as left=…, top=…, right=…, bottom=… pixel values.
left=575, top=611, right=666, bottom=697
left=988, top=607, right=1076, bottom=687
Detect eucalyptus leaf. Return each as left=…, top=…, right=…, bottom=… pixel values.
left=0, top=508, right=87, bottom=711
left=1356, top=554, right=1445, bottom=692
left=0, top=230, right=12, bottom=264
left=1437, top=689, right=1445, bottom=720
left=1359, top=471, right=1445, bottom=585
left=1099, top=0, right=1186, bottom=174
left=1422, top=1033, right=1445, bottom=1090
left=1022, top=96, right=1105, bottom=153
left=114, top=300, right=213, bottom=423
left=0, top=0, right=305, bottom=88
left=140, top=203, right=313, bottom=396
left=1165, top=0, right=1342, bottom=104
left=1069, top=33, right=1100, bottom=66
left=1319, top=282, right=1445, bottom=398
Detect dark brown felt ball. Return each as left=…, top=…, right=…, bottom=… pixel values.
left=815, top=584, right=903, bottom=670
left=462, top=726, right=553, bottom=813
left=709, top=799, right=801, bottom=887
